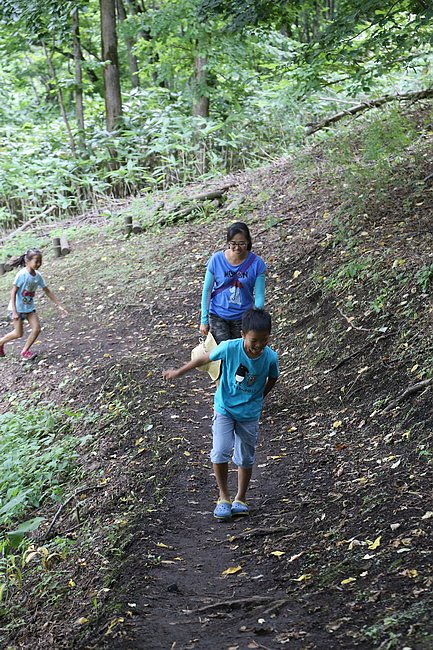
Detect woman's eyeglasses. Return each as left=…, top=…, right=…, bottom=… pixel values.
left=228, top=241, right=247, bottom=249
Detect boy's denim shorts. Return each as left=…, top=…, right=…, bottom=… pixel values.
left=211, top=412, right=260, bottom=468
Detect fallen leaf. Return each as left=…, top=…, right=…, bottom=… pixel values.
left=368, top=536, right=382, bottom=550
left=293, top=573, right=312, bottom=582
left=270, top=551, right=285, bottom=557
left=222, top=565, right=242, bottom=575
left=421, top=511, right=433, bottom=520
left=341, top=577, right=357, bottom=585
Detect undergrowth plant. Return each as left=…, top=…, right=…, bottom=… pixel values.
left=0, top=400, right=92, bottom=604
left=0, top=400, right=91, bottom=526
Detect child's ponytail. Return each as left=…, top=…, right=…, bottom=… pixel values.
left=10, top=254, right=26, bottom=268
left=11, top=248, right=42, bottom=268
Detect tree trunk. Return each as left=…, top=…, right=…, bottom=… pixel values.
left=100, top=0, right=122, bottom=132
left=71, top=7, right=85, bottom=147
left=125, top=0, right=160, bottom=84
left=192, top=54, right=209, bottom=175
left=116, top=0, right=140, bottom=88
left=44, top=45, right=77, bottom=156
left=192, top=55, right=209, bottom=118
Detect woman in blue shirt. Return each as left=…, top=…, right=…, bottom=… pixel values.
left=200, top=222, right=267, bottom=343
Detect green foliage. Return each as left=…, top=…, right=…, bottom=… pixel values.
left=0, top=400, right=89, bottom=526
left=0, top=0, right=432, bottom=229
left=0, top=399, right=91, bottom=605
left=296, top=106, right=419, bottom=219
left=416, top=263, right=433, bottom=291
left=323, top=256, right=374, bottom=293
left=0, top=80, right=306, bottom=221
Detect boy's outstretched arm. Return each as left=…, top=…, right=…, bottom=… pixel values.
left=163, top=352, right=211, bottom=381
left=263, top=377, right=278, bottom=397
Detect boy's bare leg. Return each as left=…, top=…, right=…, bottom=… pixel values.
left=22, top=312, right=41, bottom=352
left=235, top=466, right=253, bottom=503
left=213, top=462, right=231, bottom=502
left=0, top=319, right=23, bottom=346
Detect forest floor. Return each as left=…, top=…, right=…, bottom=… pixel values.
left=1, top=146, right=433, bottom=650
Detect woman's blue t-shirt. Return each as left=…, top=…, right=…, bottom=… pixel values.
left=209, top=338, right=279, bottom=421
left=207, top=251, right=267, bottom=321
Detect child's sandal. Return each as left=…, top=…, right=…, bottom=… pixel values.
left=231, top=500, right=249, bottom=516
left=213, top=499, right=232, bottom=519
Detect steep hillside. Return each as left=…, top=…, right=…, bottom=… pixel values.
left=1, top=105, right=433, bottom=649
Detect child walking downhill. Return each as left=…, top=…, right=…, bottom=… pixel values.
left=0, top=248, right=67, bottom=361
left=163, top=308, right=279, bottom=520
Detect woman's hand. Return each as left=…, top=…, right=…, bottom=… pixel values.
left=199, top=323, right=209, bottom=336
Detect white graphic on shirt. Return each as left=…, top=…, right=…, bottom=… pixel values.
left=228, top=285, right=242, bottom=305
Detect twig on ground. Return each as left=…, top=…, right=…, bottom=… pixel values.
left=218, top=526, right=292, bottom=543
left=190, top=596, right=283, bottom=613
left=41, top=484, right=105, bottom=540
left=260, top=599, right=290, bottom=616
left=336, top=307, right=370, bottom=332
left=328, top=332, right=394, bottom=372
left=381, top=378, right=433, bottom=414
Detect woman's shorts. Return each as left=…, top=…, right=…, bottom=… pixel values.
left=211, top=412, right=260, bottom=468
left=7, top=310, right=35, bottom=322
left=209, top=313, right=242, bottom=344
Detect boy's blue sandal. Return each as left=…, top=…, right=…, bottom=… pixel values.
left=231, top=500, right=249, bottom=516
left=213, top=499, right=232, bottom=520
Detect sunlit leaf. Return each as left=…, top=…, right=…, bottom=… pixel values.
left=222, top=565, right=242, bottom=575
left=367, top=536, right=382, bottom=550
left=270, top=551, right=285, bottom=557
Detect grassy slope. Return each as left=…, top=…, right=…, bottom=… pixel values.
left=1, top=105, right=433, bottom=648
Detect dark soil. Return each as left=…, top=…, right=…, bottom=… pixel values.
left=1, top=152, right=433, bottom=650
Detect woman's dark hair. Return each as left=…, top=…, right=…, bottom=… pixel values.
left=241, top=308, right=272, bottom=334
left=12, top=248, right=42, bottom=268
left=226, top=222, right=252, bottom=251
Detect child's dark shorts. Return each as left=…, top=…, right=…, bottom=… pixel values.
left=7, top=310, right=35, bottom=322
left=209, top=313, right=242, bottom=343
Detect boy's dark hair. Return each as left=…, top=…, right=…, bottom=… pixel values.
left=226, top=222, right=252, bottom=251
left=242, top=308, right=272, bottom=334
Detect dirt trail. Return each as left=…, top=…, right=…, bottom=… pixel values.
left=0, top=219, right=331, bottom=650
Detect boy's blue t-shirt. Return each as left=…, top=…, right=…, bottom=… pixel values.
left=207, top=251, right=267, bottom=321
left=8, top=269, right=46, bottom=313
left=209, top=338, right=279, bottom=421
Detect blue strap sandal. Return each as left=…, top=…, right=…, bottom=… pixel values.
left=231, top=500, right=249, bottom=516
left=213, top=499, right=232, bottom=520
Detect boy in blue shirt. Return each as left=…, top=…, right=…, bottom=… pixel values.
left=163, top=308, right=279, bottom=520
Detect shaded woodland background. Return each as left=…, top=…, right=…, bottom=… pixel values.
left=0, top=0, right=432, bottom=234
